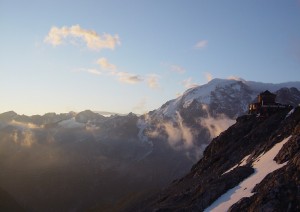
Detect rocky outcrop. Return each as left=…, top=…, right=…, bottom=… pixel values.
left=139, top=107, right=300, bottom=211
left=276, top=87, right=300, bottom=107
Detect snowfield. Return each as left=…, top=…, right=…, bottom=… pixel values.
left=204, top=135, right=292, bottom=212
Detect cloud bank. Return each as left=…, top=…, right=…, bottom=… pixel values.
left=44, top=25, right=120, bottom=50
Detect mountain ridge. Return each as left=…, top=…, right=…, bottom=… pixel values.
left=137, top=106, right=300, bottom=211
left=0, top=78, right=300, bottom=211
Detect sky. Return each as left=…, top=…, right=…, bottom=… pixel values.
left=1, top=0, right=300, bottom=115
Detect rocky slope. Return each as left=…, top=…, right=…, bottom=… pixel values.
left=138, top=106, right=300, bottom=211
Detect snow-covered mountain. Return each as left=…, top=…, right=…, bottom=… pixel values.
left=150, top=78, right=300, bottom=119
left=0, top=78, right=300, bottom=211
left=137, top=78, right=300, bottom=164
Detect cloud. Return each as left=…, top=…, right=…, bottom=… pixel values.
left=44, top=25, right=121, bottom=50
left=75, top=68, right=102, bottom=76
left=145, top=111, right=204, bottom=161
left=117, top=72, right=143, bottom=84
left=9, top=129, right=36, bottom=147
left=97, top=57, right=117, bottom=71
left=199, top=104, right=235, bottom=139
left=195, top=40, right=208, bottom=49
left=95, top=57, right=143, bottom=84
left=146, top=74, right=160, bottom=89
left=147, top=112, right=194, bottom=150
left=204, top=72, right=213, bottom=82
left=182, top=77, right=199, bottom=89
left=10, top=120, right=41, bottom=129
left=170, top=65, right=186, bottom=74
left=227, top=76, right=245, bottom=82
left=86, top=69, right=102, bottom=75
left=80, top=57, right=158, bottom=86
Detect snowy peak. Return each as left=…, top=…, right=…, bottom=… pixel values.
left=182, top=78, right=241, bottom=103
left=152, top=78, right=300, bottom=119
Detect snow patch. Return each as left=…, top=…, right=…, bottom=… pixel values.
left=222, top=154, right=250, bottom=175
left=285, top=108, right=295, bottom=119
left=182, top=78, right=239, bottom=105
left=204, top=135, right=292, bottom=212
left=183, top=99, right=193, bottom=108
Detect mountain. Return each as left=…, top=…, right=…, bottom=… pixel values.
left=0, top=78, right=300, bottom=211
left=139, top=106, right=300, bottom=211
left=138, top=78, right=300, bottom=163
left=148, top=78, right=300, bottom=119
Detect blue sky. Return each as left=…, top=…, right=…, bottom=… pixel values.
left=1, top=0, right=300, bottom=115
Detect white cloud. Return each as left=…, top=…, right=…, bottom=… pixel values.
left=148, top=112, right=194, bottom=150
left=86, top=69, right=102, bottom=75
left=97, top=57, right=117, bottom=71
left=182, top=77, right=199, bottom=89
left=146, top=74, right=160, bottom=89
left=95, top=57, right=142, bottom=84
left=117, top=72, right=143, bottom=84
left=79, top=57, right=159, bottom=86
left=199, top=105, right=235, bottom=139
left=227, top=76, right=245, bottom=82
left=44, top=25, right=121, bottom=50
left=195, top=40, right=208, bottom=49
left=171, top=65, right=186, bottom=74
left=204, top=72, right=213, bottom=82
left=75, top=68, right=102, bottom=76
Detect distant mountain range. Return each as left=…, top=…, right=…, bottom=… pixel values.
left=0, top=78, right=300, bottom=211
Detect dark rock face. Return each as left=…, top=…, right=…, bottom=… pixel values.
left=276, top=87, right=300, bottom=107
left=139, top=107, right=300, bottom=211
left=209, top=81, right=254, bottom=118
left=229, top=109, right=300, bottom=212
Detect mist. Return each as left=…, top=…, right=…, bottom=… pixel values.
left=199, top=104, right=236, bottom=139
